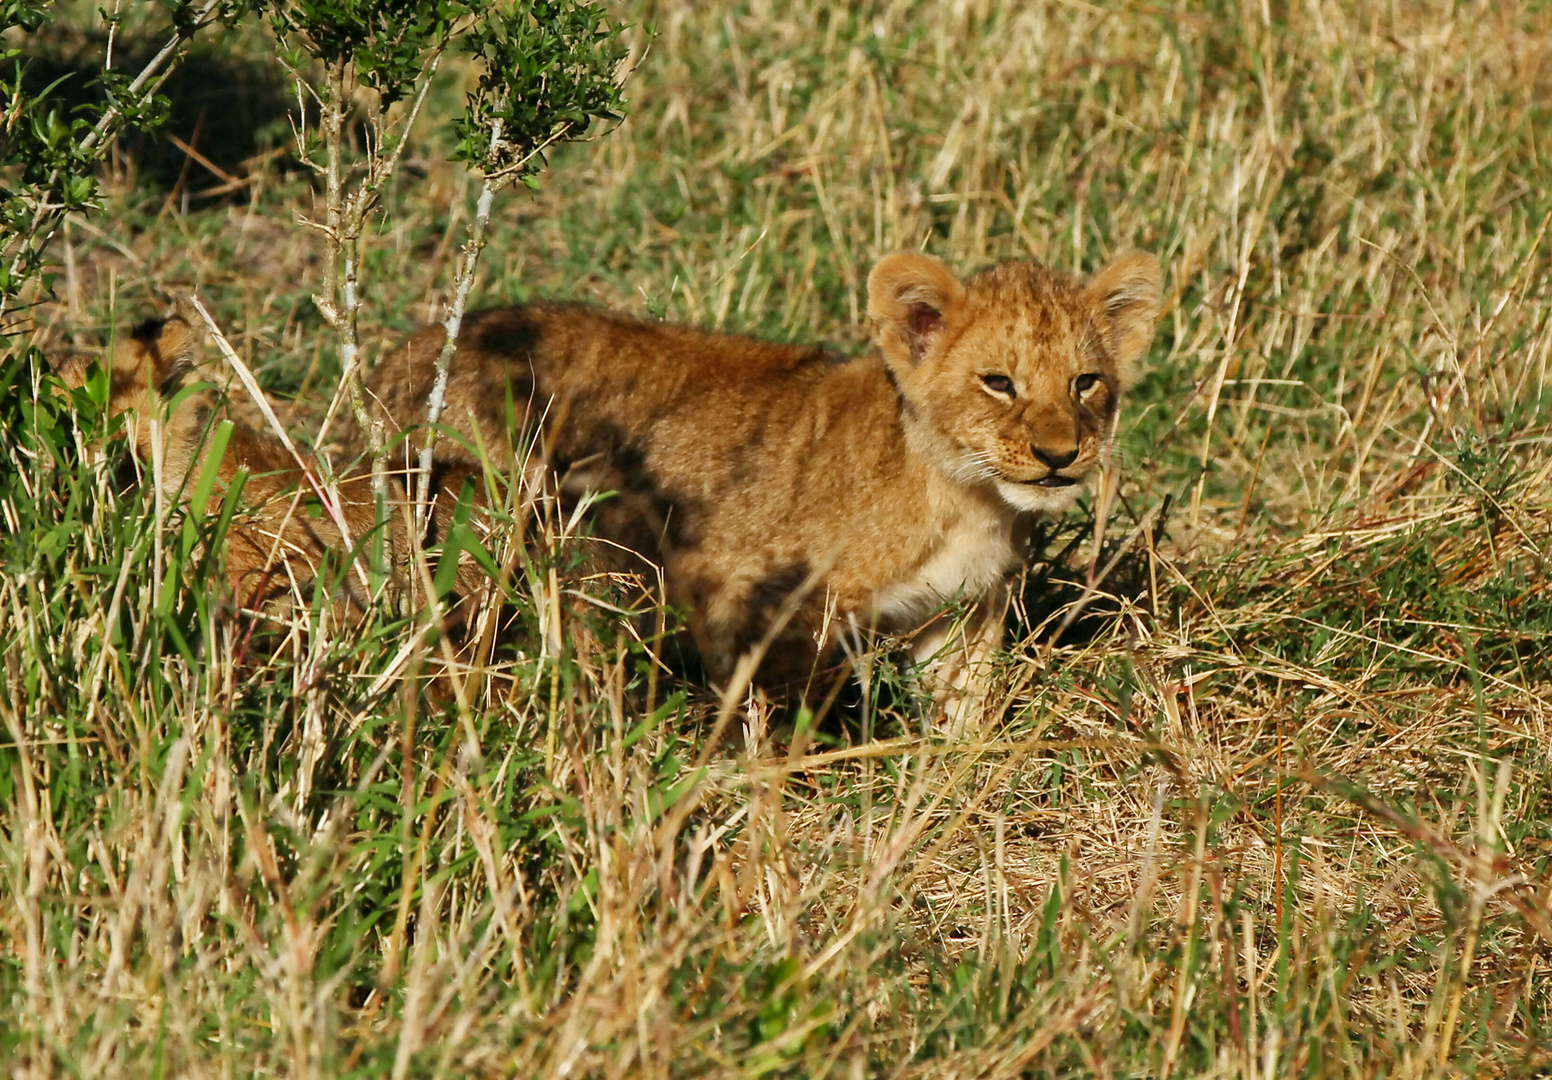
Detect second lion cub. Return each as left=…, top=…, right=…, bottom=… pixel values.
left=372, top=250, right=1161, bottom=702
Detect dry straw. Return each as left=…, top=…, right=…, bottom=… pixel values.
left=5, top=0, right=1552, bottom=1075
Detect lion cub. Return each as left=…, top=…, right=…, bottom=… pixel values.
left=369, top=250, right=1161, bottom=700
left=57, top=251, right=1158, bottom=707
left=48, top=317, right=472, bottom=620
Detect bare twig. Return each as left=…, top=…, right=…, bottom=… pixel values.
left=412, top=114, right=509, bottom=530
left=413, top=119, right=576, bottom=532
left=300, top=53, right=443, bottom=603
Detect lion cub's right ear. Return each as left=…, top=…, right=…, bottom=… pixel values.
left=51, top=315, right=203, bottom=407
left=123, top=316, right=202, bottom=393
left=868, top=253, right=967, bottom=367
left=104, top=316, right=203, bottom=419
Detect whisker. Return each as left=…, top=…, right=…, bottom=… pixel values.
left=950, top=450, right=1001, bottom=484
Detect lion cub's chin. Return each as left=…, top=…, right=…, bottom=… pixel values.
left=993, top=478, right=1088, bottom=515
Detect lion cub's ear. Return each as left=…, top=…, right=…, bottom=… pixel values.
left=1087, top=251, right=1161, bottom=390
left=868, top=252, right=967, bottom=366
left=126, top=315, right=202, bottom=393
left=90, top=316, right=204, bottom=419
left=48, top=315, right=203, bottom=415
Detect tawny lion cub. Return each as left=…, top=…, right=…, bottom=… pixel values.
left=49, top=318, right=473, bottom=619
left=369, top=250, right=1161, bottom=702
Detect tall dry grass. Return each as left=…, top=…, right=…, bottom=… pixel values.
left=4, top=0, right=1552, bottom=1076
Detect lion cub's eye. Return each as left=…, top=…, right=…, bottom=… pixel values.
left=980, top=374, right=1016, bottom=397
left=1074, top=373, right=1102, bottom=394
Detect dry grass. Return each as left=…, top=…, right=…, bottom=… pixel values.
left=4, top=0, right=1552, bottom=1076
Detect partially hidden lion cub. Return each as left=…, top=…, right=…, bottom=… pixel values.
left=368, top=250, right=1161, bottom=704
left=48, top=317, right=478, bottom=621
left=56, top=249, right=1159, bottom=712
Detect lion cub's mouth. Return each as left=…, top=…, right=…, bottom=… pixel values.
left=1025, top=475, right=1078, bottom=489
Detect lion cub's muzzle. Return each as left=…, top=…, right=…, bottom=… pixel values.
left=1025, top=474, right=1079, bottom=489
left=1024, top=443, right=1080, bottom=487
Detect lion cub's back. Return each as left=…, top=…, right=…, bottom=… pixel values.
left=368, top=303, right=838, bottom=479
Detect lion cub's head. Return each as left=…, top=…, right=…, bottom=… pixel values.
left=49, top=315, right=213, bottom=493
left=50, top=315, right=203, bottom=413
left=868, top=250, right=1160, bottom=513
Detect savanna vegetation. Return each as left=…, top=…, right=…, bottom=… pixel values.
left=3, top=1, right=1551, bottom=1075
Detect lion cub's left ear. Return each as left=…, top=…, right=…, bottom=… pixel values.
left=868, top=252, right=967, bottom=367
left=1087, top=251, right=1161, bottom=390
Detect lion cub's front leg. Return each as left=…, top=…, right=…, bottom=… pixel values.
left=911, top=579, right=1013, bottom=735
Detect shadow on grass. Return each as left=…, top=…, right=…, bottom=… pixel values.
left=1014, top=502, right=1165, bottom=652
left=9, top=22, right=293, bottom=193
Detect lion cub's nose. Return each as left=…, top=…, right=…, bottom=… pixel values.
left=1032, top=444, right=1078, bottom=470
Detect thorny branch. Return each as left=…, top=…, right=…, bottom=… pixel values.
left=297, top=52, right=440, bottom=593
left=413, top=119, right=577, bottom=531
